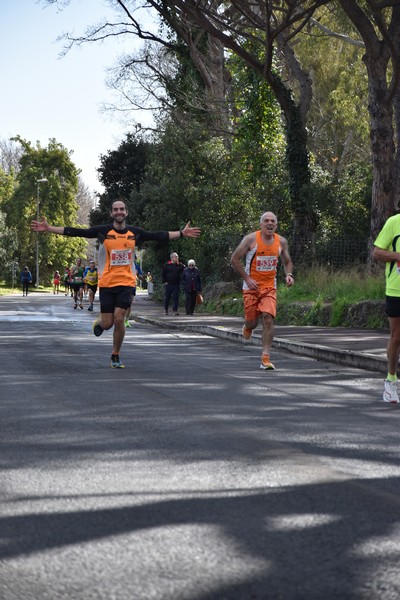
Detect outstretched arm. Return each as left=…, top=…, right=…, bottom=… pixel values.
left=168, top=221, right=201, bottom=240
left=30, top=216, right=65, bottom=235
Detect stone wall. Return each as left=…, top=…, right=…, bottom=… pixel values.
left=276, top=300, right=388, bottom=329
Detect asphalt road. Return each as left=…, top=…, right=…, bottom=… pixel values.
left=1, top=293, right=400, bottom=600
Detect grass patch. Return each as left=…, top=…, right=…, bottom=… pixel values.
left=201, top=265, right=387, bottom=328
left=0, top=283, right=53, bottom=295
left=278, top=265, right=385, bottom=306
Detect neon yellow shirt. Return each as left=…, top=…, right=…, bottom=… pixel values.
left=374, top=213, right=400, bottom=297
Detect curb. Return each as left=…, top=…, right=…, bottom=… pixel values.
left=132, top=314, right=387, bottom=374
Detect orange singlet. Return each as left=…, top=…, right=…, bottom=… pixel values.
left=243, top=231, right=282, bottom=291
left=242, top=231, right=282, bottom=319
left=98, top=229, right=136, bottom=288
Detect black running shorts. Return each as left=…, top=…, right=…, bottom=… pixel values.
left=386, top=295, right=400, bottom=318
left=99, top=286, right=135, bottom=313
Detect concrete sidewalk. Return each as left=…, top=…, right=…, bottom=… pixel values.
left=130, top=292, right=389, bottom=373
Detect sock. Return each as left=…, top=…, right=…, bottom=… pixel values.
left=387, top=373, right=397, bottom=382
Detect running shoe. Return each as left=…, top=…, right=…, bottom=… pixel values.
left=111, top=354, right=125, bottom=368
left=242, top=325, right=253, bottom=340
left=79, top=304, right=83, bottom=309
left=383, top=380, right=399, bottom=403
left=125, top=319, right=131, bottom=328
left=92, top=318, right=104, bottom=337
left=74, top=303, right=77, bottom=309
left=260, top=354, right=275, bottom=370
left=88, top=305, right=93, bottom=311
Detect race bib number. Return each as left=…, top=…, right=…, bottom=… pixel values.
left=74, top=276, right=83, bottom=282
left=256, top=255, right=277, bottom=272
left=111, top=249, right=132, bottom=266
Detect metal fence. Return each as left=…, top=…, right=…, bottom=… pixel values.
left=290, top=236, right=370, bottom=269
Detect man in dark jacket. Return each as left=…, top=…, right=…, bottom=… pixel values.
left=182, top=259, right=202, bottom=315
left=162, top=252, right=184, bottom=315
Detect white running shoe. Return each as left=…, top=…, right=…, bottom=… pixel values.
left=383, top=380, right=399, bottom=404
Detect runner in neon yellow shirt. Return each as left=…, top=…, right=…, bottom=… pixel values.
left=373, top=213, right=400, bottom=403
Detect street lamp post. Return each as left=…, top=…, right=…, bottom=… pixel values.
left=35, top=178, right=48, bottom=288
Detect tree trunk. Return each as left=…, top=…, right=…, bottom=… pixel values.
left=365, top=58, right=395, bottom=241
left=269, top=72, right=313, bottom=262
left=338, top=0, right=399, bottom=246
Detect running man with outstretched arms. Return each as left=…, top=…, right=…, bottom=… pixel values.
left=31, top=199, right=201, bottom=368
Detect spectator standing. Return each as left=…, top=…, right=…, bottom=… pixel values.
left=162, top=252, right=185, bottom=316
left=182, top=259, right=202, bottom=315
left=20, top=266, right=32, bottom=296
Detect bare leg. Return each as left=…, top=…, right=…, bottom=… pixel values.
left=261, top=312, right=274, bottom=356
left=387, top=316, right=400, bottom=375
left=98, top=313, right=114, bottom=331
left=78, top=287, right=84, bottom=307
left=244, top=317, right=258, bottom=332
left=125, top=301, right=133, bottom=321
left=112, top=307, right=127, bottom=354
left=88, top=289, right=94, bottom=309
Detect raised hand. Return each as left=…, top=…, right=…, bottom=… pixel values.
left=182, top=221, right=201, bottom=238
left=30, top=216, right=49, bottom=232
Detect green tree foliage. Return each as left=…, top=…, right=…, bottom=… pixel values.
left=90, top=134, right=150, bottom=225
left=4, top=137, right=86, bottom=284
left=0, top=166, right=18, bottom=283
left=285, top=8, right=372, bottom=263
left=129, top=113, right=285, bottom=280
left=0, top=165, right=15, bottom=207
left=294, top=8, right=370, bottom=175
left=53, top=0, right=379, bottom=279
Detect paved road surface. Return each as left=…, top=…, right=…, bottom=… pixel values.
left=1, top=293, right=400, bottom=600
left=131, top=293, right=390, bottom=373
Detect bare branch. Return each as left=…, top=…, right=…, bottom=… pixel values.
left=309, top=17, right=365, bottom=47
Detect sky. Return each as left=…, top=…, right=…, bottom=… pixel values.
left=0, top=0, right=151, bottom=195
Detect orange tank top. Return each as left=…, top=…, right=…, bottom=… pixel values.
left=243, top=231, right=282, bottom=290
left=98, top=229, right=136, bottom=288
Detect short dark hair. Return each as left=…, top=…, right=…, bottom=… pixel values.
left=111, top=198, right=127, bottom=209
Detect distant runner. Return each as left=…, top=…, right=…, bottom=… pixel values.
left=84, top=260, right=98, bottom=312
left=70, top=258, right=85, bottom=309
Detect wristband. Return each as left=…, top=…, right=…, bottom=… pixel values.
left=286, top=273, right=293, bottom=277
left=179, top=229, right=184, bottom=238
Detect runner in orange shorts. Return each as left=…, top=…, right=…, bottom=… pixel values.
left=231, top=211, right=294, bottom=370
